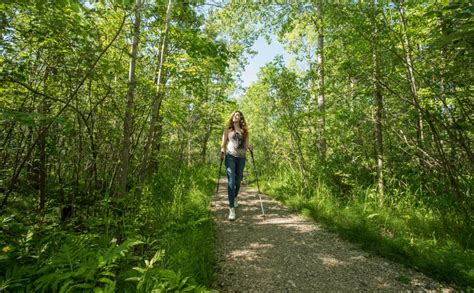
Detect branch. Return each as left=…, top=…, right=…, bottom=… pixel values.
left=0, top=78, right=56, bottom=102
left=1, top=12, right=128, bottom=211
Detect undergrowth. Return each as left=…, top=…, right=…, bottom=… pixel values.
left=258, top=170, right=473, bottom=290
left=0, top=163, right=216, bottom=292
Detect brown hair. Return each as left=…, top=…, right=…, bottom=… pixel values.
left=226, top=110, right=248, bottom=138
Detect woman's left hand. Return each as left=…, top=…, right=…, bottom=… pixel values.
left=247, top=144, right=254, bottom=152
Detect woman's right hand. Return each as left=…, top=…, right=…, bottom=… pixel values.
left=247, top=144, right=254, bottom=152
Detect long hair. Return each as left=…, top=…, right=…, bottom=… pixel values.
left=226, top=110, right=248, bottom=139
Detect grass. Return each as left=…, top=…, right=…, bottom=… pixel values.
left=259, top=173, right=474, bottom=290
left=0, top=162, right=217, bottom=292
left=122, top=163, right=217, bottom=290
left=155, top=175, right=216, bottom=286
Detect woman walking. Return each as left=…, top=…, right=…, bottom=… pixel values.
left=220, top=110, right=252, bottom=221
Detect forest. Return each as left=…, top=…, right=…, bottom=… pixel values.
left=0, top=0, right=472, bottom=291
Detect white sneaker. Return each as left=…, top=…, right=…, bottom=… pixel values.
left=228, top=208, right=236, bottom=221
left=234, top=197, right=238, bottom=208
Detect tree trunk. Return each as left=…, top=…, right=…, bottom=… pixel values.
left=373, top=0, right=384, bottom=206
left=38, top=102, right=47, bottom=211
left=75, top=98, right=83, bottom=197
left=117, top=0, right=142, bottom=196
left=390, top=3, right=466, bottom=212
left=200, top=81, right=212, bottom=163
left=37, top=69, right=51, bottom=211
left=398, top=2, right=424, bottom=167
left=283, top=103, right=307, bottom=187
left=0, top=13, right=127, bottom=210
left=140, top=0, right=173, bottom=182
left=316, top=0, right=326, bottom=158
left=201, top=118, right=212, bottom=163
left=87, top=80, right=98, bottom=191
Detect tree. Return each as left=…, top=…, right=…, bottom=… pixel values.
left=372, top=0, right=384, bottom=205
left=118, top=0, right=143, bottom=196
left=314, top=0, right=326, bottom=158
left=140, top=0, right=173, bottom=181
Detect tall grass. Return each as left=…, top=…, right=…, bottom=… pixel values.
left=258, top=169, right=473, bottom=290
left=0, top=162, right=216, bottom=292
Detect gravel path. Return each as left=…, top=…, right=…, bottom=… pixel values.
left=211, top=177, right=452, bottom=292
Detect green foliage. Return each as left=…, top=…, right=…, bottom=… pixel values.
left=236, top=1, right=472, bottom=287
left=33, top=237, right=143, bottom=292
left=258, top=168, right=473, bottom=289
left=1, top=0, right=228, bottom=289
left=1, top=0, right=472, bottom=291
left=0, top=163, right=216, bottom=292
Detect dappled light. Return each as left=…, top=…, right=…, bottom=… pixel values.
left=1, top=0, right=470, bottom=291
left=212, top=178, right=452, bottom=291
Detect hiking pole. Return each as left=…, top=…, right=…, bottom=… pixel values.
left=250, top=149, right=265, bottom=220
left=214, top=156, right=224, bottom=207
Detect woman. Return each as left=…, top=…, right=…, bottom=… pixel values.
left=220, top=110, right=253, bottom=221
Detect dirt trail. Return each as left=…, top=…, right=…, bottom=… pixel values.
left=211, top=177, right=452, bottom=292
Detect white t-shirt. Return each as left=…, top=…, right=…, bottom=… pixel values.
left=226, top=129, right=246, bottom=158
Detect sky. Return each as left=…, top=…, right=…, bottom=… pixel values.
left=240, top=36, right=291, bottom=88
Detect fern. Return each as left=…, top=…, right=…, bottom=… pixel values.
left=125, top=249, right=209, bottom=292
left=33, top=236, right=142, bottom=292
left=99, top=239, right=144, bottom=268
left=0, top=264, right=34, bottom=291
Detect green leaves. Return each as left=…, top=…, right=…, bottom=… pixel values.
left=98, top=239, right=144, bottom=268
left=1, top=0, right=472, bottom=290
left=32, top=236, right=143, bottom=291
left=0, top=110, right=60, bottom=126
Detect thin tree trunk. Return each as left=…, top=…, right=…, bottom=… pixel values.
left=178, top=128, right=187, bottom=164
left=0, top=13, right=127, bottom=210
left=57, top=160, right=64, bottom=205
left=37, top=124, right=46, bottom=211
left=37, top=69, right=51, bottom=211
left=117, top=0, right=142, bottom=196
left=373, top=0, right=384, bottom=206
left=87, top=80, right=98, bottom=191
left=283, top=105, right=307, bottom=186
left=316, top=0, right=326, bottom=158
left=200, top=82, right=212, bottom=163
left=75, top=98, right=82, bottom=195
left=398, top=2, right=424, bottom=166
left=140, top=0, right=173, bottom=182
left=201, top=119, right=212, bottom=163
left=187, top=132, right=192, bottom=166
left=291, top=126, right=307, bottom=181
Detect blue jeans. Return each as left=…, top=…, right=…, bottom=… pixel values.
left=225, top=154, right=246, bottom=208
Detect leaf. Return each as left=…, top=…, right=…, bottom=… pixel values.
left=99, top=271, right=115, bottom=277
left=182, top=285, right=196, bottom=291
left=98, top=277, right=114, bottom=285
left=132, top=267, right=146, bottom=274
left=58, top=279, right=74, bottom=293
left=70, top=283, right=95, bottom=289
left=367, top=213, right=379, bottom=219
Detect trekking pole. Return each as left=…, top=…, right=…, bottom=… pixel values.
left=214, top=156, right=224, bottom=207
left=250, top=149, right=265, bottom=220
